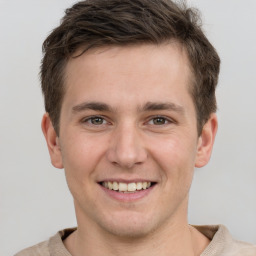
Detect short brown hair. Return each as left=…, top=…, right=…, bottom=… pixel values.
left=41, top=0, right=220, bottom=135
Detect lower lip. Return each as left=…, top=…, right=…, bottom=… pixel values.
left=100, top=184, right=155, bottom=202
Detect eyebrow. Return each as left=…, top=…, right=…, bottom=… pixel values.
left=141, top=102, right=185, bottom=114
left=72, top=102, right=113, bottom=113
left=72, top=101, right=184, bottom=114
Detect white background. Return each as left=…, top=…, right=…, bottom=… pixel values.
left=0, top=0, right=255, bottom=255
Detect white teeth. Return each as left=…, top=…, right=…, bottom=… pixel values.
left=102, top=181, right=152, bottom=192
left=113, top=181, right=118, bottom=191
left=136, top=182, right=142, bottom=190
left=119, top=182, right=128, bottom=192
left=127, top=183, right=136, bottom=192
left=108, top=181, right=113, bottom=190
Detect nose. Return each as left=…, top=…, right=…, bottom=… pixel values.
left=106, top=123, right=147, bottom=169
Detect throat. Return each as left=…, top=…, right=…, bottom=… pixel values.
left=64, top=222, right=206, bottom=256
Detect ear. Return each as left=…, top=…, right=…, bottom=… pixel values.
left=195, top=113, right=218, bottom=168
left=41, top=113, right=63, bottom=169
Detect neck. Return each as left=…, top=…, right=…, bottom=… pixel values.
left=64, top=215, right=209, bottom=256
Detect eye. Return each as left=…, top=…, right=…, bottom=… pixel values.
left=91, top=117, right=104, bottom=125
left=83, top=116, right=107, bottom=125
left=148, top=116, right=170, bottom=125
left=147, top=115, right=176, bottom=127
left=152, top=117, right=167, bottom=125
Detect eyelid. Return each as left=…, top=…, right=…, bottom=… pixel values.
left=80, top=114, right=175, bottom=126
left=81, top=115, right=109, bottom=125
left=146, top=115, right=175, bottom=125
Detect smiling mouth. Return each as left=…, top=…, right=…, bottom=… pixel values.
left=100, top=181, right=155, bottom=193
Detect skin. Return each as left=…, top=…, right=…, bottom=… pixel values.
left=42, top=43, right=217, bottom=256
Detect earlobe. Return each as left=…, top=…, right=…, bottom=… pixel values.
left=41, top=113, right=63, bottom=169
left=195, top=114, right=218, bottom=168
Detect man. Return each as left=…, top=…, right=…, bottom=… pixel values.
left=15, top=0, right=256, bottom=255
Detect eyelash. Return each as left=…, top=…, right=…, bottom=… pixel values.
left=81, top=115, right=174, bottom=127
left=82, top=116, right=109, bottom=126
left=146, top=116, right=174, bottom=126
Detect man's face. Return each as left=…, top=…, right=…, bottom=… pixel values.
left=44, top=43, right=216, bottom=238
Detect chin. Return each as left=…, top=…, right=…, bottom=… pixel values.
left=97, top=212, right=160, bottom=239
left=103, top=223, right=153, bottom=239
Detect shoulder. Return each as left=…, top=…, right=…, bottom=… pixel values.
left=14, top=240, right=50, bottom=256
left=14, top=227, right=76, bottom=256
left=194, top=224, right=256, bottom=256
left=230, top=239, right=256, bottom=256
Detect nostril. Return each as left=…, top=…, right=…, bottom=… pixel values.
left=112, top=161, right=119, bottom=166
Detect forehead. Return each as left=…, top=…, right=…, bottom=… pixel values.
left=62, top=43, right=194, bottom=112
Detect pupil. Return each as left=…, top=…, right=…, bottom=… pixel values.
left=153, top=118, right=165, bottom=125
left=92, top=117, right=103, bottom=125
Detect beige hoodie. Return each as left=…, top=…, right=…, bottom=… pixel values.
left=15, top=225, right=256, bottom=256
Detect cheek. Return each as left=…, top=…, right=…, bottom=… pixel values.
left=60, top=133, right=107, bottom=185
left=148, top=134, right=197, bottom=194
left=150, top=135, right=197, bottom=171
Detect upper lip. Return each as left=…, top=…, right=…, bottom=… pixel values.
left=98, top=178, right=156, bottom=183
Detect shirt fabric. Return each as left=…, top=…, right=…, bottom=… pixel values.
left=15, top=225, right=256, bottom=256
